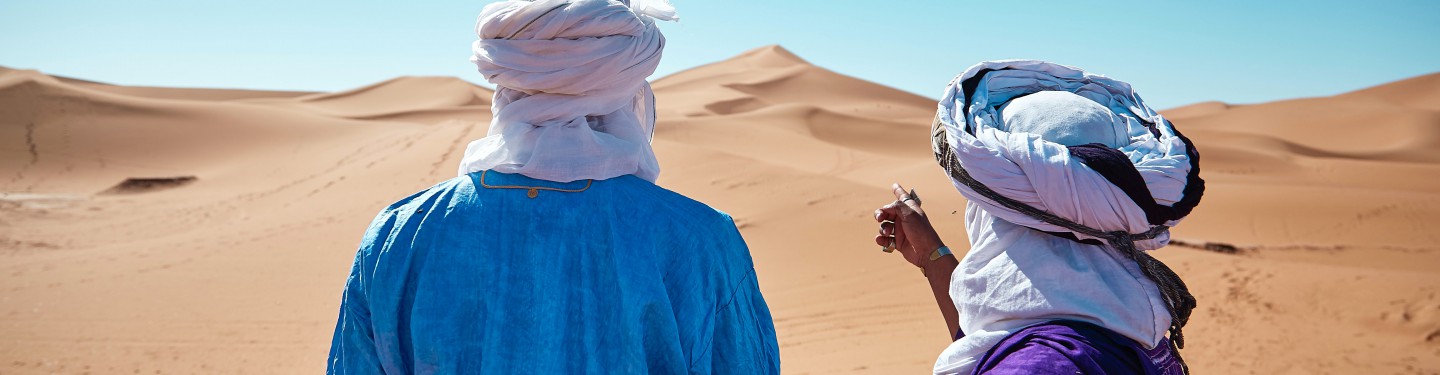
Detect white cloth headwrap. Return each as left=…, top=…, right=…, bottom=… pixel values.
left=930, top=60, right=1201, bottom=374
left=459, top=0, right=676, bottom=182
left=998, top=90, right=1129, bottom=148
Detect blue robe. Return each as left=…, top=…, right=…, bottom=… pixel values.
left=327, top=172, right=780, bottom=374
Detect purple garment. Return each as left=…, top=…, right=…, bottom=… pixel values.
left=969, top=320, right=1184, bottom=375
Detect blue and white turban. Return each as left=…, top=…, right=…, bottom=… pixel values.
left=930, top=60, right=1204, bottom=374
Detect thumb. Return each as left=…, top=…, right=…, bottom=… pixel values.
left=892, top=183, right=922, bottom=211
left=891, top=183, right=910, bottom=201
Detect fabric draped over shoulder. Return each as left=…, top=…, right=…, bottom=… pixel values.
left=928, top=60, right=1204, bottom=375
left=458, top=0, right=676, bottom=183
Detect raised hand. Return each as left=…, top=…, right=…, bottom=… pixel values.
left=873, top=183, right=946, bottom=269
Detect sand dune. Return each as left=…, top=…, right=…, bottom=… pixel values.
left=1342, top=72, right=1440, bottom=112
left=1162, top=101, right=1230, bottom=121
left=2, top=47, right=1438, bottom=375
left=263, top=76, right=493, bottom=122
left=0, top=67, right=317, bottom=102
left=653, top=45, right=935, bottom=123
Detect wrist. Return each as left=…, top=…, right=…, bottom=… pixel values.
left=910, top=236, right=943, bottom=258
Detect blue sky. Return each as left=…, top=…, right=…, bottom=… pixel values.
left=2, top=0, right=1436, bottom=109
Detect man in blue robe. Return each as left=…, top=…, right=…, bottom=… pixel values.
left=326, top=1, right=780, bottom=373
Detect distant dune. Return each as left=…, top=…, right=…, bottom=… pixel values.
left=0, top=66, right=319, bottom=102
left=264, top=76, right=493, bottom=122
left=2, top=48, right=1437, bottom=374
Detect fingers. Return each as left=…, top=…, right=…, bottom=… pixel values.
left=888, top=216, right=907, bottom=251
left=875, top=183, right=920, bottom=253
left=879, top=182, right=924, bottom=222
left=874, top=201, right=903, bottom=222
left=876, top=215, right=898, bottom=247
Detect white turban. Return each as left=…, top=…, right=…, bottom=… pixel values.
left=930, top=60, right=1204, bottom=374
left=458, top=0, right=677, bottom=182
left=935, top=60, right=1203, bottom=251
left=998, top=90, right=1129, bottom=148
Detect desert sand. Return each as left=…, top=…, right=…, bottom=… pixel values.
left=2, top=46, right=1438, bottom=374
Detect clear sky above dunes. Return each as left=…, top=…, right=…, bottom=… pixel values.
left=1, top=0, right=1437, bottom=109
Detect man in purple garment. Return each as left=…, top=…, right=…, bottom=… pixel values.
left=872, top=61, right=1203, bottom=374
